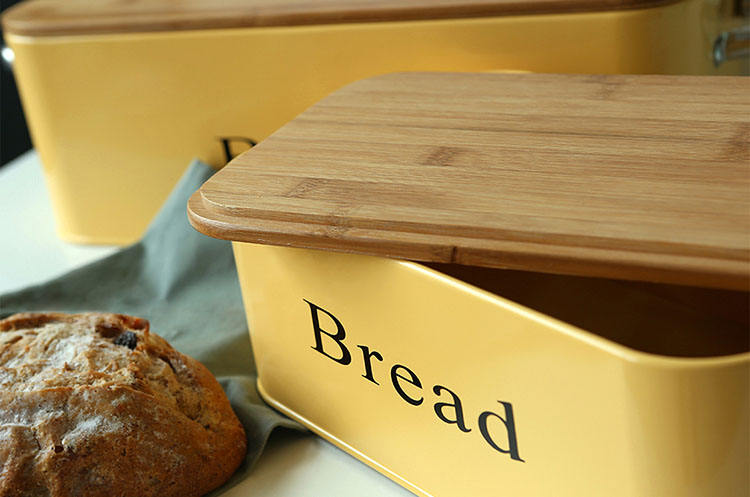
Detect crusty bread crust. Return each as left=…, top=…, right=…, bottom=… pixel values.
left=0, top=312, right=246, bottom=497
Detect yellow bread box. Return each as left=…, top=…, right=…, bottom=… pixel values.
left=188, top=73, right=750, bottom=497
left=3, top=0, right=748, bottom=245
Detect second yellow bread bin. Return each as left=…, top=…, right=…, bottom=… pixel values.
left=3, top=0, right=747, bottom=244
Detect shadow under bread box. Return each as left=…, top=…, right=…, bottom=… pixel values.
left=3, top=0, right=748, bottom=245
left=188, top=73, right=750, bottom=497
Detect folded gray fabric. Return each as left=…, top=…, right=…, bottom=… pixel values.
left=0, top=160, right=305, bottom=495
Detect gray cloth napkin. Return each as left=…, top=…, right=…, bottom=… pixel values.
left=0, top=160, right=305, bottom=495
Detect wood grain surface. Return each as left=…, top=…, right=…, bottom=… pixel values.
left=189, top=72, right=750, bottom=290
left=3, top=0, right=677, bottom=36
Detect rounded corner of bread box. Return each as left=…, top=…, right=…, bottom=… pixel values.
left=255, top=376, right=433, bottom=497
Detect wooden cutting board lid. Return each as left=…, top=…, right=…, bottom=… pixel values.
left=3, top=0, right=678, bottom=36
left=189, top=72, right=750, bottom=291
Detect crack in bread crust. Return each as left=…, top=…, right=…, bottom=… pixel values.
left=0, top=312, right=246, bottom=497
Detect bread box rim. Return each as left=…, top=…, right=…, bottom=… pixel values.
left=3, top=0, right=683, bottom=37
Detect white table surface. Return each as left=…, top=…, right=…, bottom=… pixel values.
left=0, top=150, right=415, bottom=497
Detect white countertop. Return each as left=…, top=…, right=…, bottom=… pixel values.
left=0, top=150, right=415, bottom=497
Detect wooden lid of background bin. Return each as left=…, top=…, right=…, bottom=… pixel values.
left=188, top=72, right=750, bottom=291
left=3, top=0, right=680, bottom=36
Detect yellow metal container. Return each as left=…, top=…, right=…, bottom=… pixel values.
left=230, top=243, right=749, bottom=497
left=3, top=0, right=748, bottom=244
left=188, top=72, right=750, bottom=497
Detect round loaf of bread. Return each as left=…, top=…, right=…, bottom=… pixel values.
left=0, top=312, right=246, bottom=497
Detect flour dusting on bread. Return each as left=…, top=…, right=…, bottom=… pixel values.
left=0, top=312, right=246, bottom=497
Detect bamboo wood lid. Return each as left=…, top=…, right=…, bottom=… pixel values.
left=3, top=0, right=678, bottom=37
left=189, top=72, right=750, bottom=290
